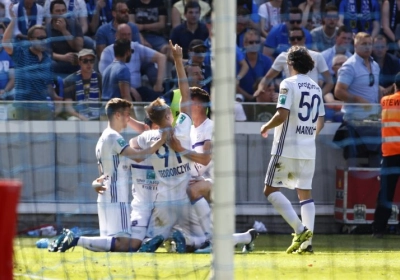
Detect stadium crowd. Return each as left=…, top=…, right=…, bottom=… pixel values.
left=0, top=0, right=398, bottom=122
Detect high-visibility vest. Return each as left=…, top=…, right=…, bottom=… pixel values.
left=381, top=91, right=400, bottom=156
left=171, top=89, right=182, bottom=126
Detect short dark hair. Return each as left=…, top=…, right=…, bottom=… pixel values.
left=50, top=0, right=66, bottom=13
left=113, top=39, right=131, bottom=57
left=190, top=87, right=210, bottom=103
left=112, top=0, right=128, bottom=11
left=287, top=46, right=314, bottom=74
left=337, top=25, right=352, bottom=37
left=289, top=27, right=305, bottom=37
left=184, top=1, right=201, bottom=14
left=324, top=4, right=338, bottom=14
left=289, top=7, right=303, bottom=17
left=105, top=98, right=132, bottom=119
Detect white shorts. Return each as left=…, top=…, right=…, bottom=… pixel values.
left=130, top=201, right=154, bottom=240
left=97, top=202, right=131, bottom=237
left=146, top=198, right=192, bottom=240
left=264, top=155, right=315, bottom=190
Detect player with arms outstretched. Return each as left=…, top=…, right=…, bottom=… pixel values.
left=261, top=46, right=325, bottom=254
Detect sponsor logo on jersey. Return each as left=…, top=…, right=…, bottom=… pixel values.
left=123, top=165, right=129, bottom=171
left=178, top=114, right=186, bottom=124
left=278, top=94, right=287, bottom=105
left=142, top=184, right=158, bottom=191
left=117, top=138, right=126, bottom=147
left=280, top=88, right=288, bottom=94
left=158, top=162, right=191, bottom=178
left=146, top=170, right=156, bottom=180
left=131, top=220, right=138, bottom=227
left=297, top=82, right=320, bottom=91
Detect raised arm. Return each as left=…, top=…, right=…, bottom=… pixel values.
left=169, top=40, right=190, bottom=116
left=3, top=4, right=16, bottom=55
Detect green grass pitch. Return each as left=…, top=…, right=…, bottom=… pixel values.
left=13, top=234, right=400, bottom=279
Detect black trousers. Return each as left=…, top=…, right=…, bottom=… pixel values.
left=373, top=154, right=400, bottom=233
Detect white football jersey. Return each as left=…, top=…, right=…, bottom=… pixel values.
left=95, top=127, right=131, bottom=203
left=136, top=113, right=192, bottom=201
left=190, top=118, right=213, bottom=178
left=130, top=157, right=159, bottom=206
left=271, top=74, right=325, bottom=159
left=272, top=49, right=328, bottom=83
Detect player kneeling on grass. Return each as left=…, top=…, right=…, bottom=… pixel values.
left=260, top=46, right=325, bottom=254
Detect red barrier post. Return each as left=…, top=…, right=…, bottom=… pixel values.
left=0, top=180, right=22, bottom=280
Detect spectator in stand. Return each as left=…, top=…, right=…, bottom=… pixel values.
left=203, top=11, right=250, bottom=87
left=95, top=0, right=140, bottom=58
left=311, top=5, right=339, bottom=52
left=324, top=54, right=346, bottom=122
left=86, top=0, right=113, bottom=36
left=258, top=0, right=283, bottom=39
left=171, top=0, right=211, bottom=29
left=381, top=0, right=400, bottom=53
left=256, top=27, right=333, bottom=97
left=170, top=1, right=208, bottom=60
left=338, top=0, right=380, bottom=38
left=162, top=62, right=206, bottom=124
left=203, top=12, right=249, bottom=96
left=44, top=0, right=88, bottom=35
left=248, top=78, right=278, bottom=122
left=63, top=48, right=102, bottom=121
left=128, top=0, right=169, bottom=56
left=236, top=0, right=261, bottom=32
left=185, top=39, right=211, bottom=91
left=321, top=25, right=353, bottom=75
left=4, top=20, right=60, bottom=119
left=372, top=35, right=400, bottom=93
left=0, top=1, right=11, bottom=27
left=0, top=23, right=14, bottom=100
left=12, top=0, right=44, bottom=41
left=333, top=32, right=381, bottom=167
left=46, top=0, right=83, bottom=78
left=101, top=39, right=132, bottom=102
left=237, top=29, right=272, bottom=101
left=236, top=6, right=250, bottom=48
left=99, top=23, right=165, bottom=102
left=263, top=7, right=312, bottom=60
left=299, top=0, right=325, bottom=31
left=335, top=32, right=380, bottom=121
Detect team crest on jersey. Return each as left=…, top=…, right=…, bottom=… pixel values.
left=122, top=165, right=129, bottom=171
left=178, top=114, right=186, bottom=124
left=146, top=170, right=156, bottom=180
left=278, top=94, right=287, bottom=105
left=280, top=88, right=288, bottom=94
left=131, top=220, right=138, bottom=227
left=117, top=138, right=126, bottom=147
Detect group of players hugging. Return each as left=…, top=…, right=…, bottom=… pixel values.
left=48, top=41, right=258, bottom=254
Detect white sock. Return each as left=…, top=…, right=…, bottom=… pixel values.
left=187, top=236, right=207, bottom=249
left=268, top=192, right=304, bottom=234
left=192, top=197, right=212, bottom=238
left=232, top=232, right=251, bottom=246
left=300, top=199, right=315, bottom=249
left=77, top=236, right=114, bottom=252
